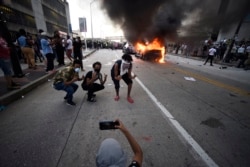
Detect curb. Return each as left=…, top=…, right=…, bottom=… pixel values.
left=0, top=50, right=96, bottom=107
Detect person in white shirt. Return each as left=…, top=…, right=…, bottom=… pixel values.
left=237, top=45, right=247, bottom=68
left=65, top=35, right=73, bottom=62
left=204, top=45, right=216, bottom=66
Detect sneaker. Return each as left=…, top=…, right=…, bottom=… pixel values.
left=87, top=98, right=96, bottom=102
left=87, top=93, right=96, bottom=98
left=67, top=101, right=76, bottom=106
left=127, top=97, right=134, bottom=103
left=114, top=96, right=120, bottom=101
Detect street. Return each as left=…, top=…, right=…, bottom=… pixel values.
left=0, top=49, right=250, bottom=167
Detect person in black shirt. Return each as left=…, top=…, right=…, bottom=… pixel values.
left=96, top=119, right=143, bottom=167
left=111, top=54, right=136, bottom=103
left=81, top=61, right=107, bottom=102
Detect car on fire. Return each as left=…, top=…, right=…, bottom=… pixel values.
left=122, top=42, right=137, bottom=54
left=138, top=49, right=162, bottom=62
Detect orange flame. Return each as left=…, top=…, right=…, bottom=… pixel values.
left=135, top=38, right=165, bottom=63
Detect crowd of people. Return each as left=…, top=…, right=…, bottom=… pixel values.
left=168, top=38, right=250, bottom=70
left=0, top=22, right=88, bottom=91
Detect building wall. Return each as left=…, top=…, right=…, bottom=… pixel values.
left=0, top=0, right=70, bottom=37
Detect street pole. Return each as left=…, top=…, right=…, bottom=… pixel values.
left=90, top=0, right=96, bottom=49
left=222, top=16, right=244, bottom=62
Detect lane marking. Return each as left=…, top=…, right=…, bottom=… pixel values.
left=135, top=77, right=219, bottom=167
left=174, top=67, right=250, bottom=96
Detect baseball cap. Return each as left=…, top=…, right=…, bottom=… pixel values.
left=96, top=138, right=127, bottom=167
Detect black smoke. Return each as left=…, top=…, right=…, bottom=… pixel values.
left=100, top=0, right=250, bottom=43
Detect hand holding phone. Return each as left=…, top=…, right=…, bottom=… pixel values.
left=99, top=121, right=120, bottom=130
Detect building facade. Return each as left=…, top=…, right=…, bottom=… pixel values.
left=0, top=0, right=70, bottom=37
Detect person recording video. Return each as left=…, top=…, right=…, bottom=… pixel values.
left=97, top=119, right=143, bottom=167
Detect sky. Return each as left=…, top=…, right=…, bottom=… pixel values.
left=68, top=0, right=123, bottom=38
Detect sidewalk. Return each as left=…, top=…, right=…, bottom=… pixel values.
left=0, top=49, right=96, bottom=108
left=168, top=52, right=238, bottom=67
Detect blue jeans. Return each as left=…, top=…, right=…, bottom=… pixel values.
left=53, top=82, right=78, bottom=102
left=0, top=58, right=12, bottom=76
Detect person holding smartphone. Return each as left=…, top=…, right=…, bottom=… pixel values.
left=96, top=119, right=143, bottom=167
left=81, top=61, right=107, bottom=102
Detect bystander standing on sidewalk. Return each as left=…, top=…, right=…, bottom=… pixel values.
left=237, top=45, right=247, bottom=68
left=53, top=30, right=65, bottom=66
left=244, top=44, right=250, bottom=70
left=0, top=23, right=21, bottom=90
left=204, top=46, right=216, bottom=66
left=73, top=36, right=84, bottom=71
left=40, top=32, right=55, bottom=73
left=65, top=35, right=73, bottom=62
left=17, top=29, right=37, bottom=70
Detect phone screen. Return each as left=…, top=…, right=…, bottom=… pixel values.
left=99, top=121, right=119, bottom=130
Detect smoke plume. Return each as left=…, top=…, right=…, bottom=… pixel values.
left=100, top=0, right=250, bottom=43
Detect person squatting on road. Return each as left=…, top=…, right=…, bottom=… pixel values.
left=53, top=60, right=84, bottom=106
left=40, top=32, right=55, bottom=73
left=111, top=54, right=136, bottom=103
left=81, top=61, right=107, bottom=102
left=204, top=45, right=216, bottom=66
left=96, top=119, right=143, bottom=167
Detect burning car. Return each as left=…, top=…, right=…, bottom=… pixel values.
left=140, top=49, right=162, bottom=62
left=122, top=42, right=137, bottom=54
left=135, top=38, right=166, bottom=63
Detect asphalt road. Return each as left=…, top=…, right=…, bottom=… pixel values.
left=0, top=49, right=249, bottom=167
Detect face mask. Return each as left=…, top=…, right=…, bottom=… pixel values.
left=75, top=68, right=80, bottom=73
left=95, top=69, right=100, bottom=73
left=122, top=59, right=130, bottom=64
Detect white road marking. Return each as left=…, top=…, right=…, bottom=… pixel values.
left=135, top=77, right=219, bottom=167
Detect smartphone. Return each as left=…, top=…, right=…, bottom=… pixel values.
left=99, top=121, right=119, bottom=130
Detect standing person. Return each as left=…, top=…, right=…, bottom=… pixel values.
left=204, top=45, right=216, bottom=66
left=3, top=27, right=25, bottom=78
left=17, top=29, right=36, bottom=69
left=73, top=36, right=83, bottom=71
left=81, top=61, right=107, bottom=102
left=237, top=45, right=247, bottom=68
left=53, top=60, right=84, bottom=106
left=0, top=23, right=20, bottom=90
left=40, top=32, right=55, bottom=73
left=111, top=54, right=136, bottom=103
left=53, top=30, right=65, bottom=66
left=37, top=29, right=47, bottom=67
left=65, top=35, right=73, bottom=62
left=34, top=34, right=43, bottom=63
left=96, top=119, right=143, bottom=167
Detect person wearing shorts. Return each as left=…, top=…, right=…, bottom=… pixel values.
left=111, top=54, right=136, bottom=103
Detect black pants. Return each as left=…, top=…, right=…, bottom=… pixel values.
left=56, top=46, right=65, bottom=65
left=46, top=53, right=55, bottom=71
left=204, top=55, right=214, bottom=65
left=10, top=46, right=24, bottom=77
left=74, top=52, right=83, bottom=69
left=111, top=73, right=132, bottom=90
left=81, top=83, right=104, bottom=100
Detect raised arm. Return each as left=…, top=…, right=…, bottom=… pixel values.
left=115, top=119, right=143, bottom=166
